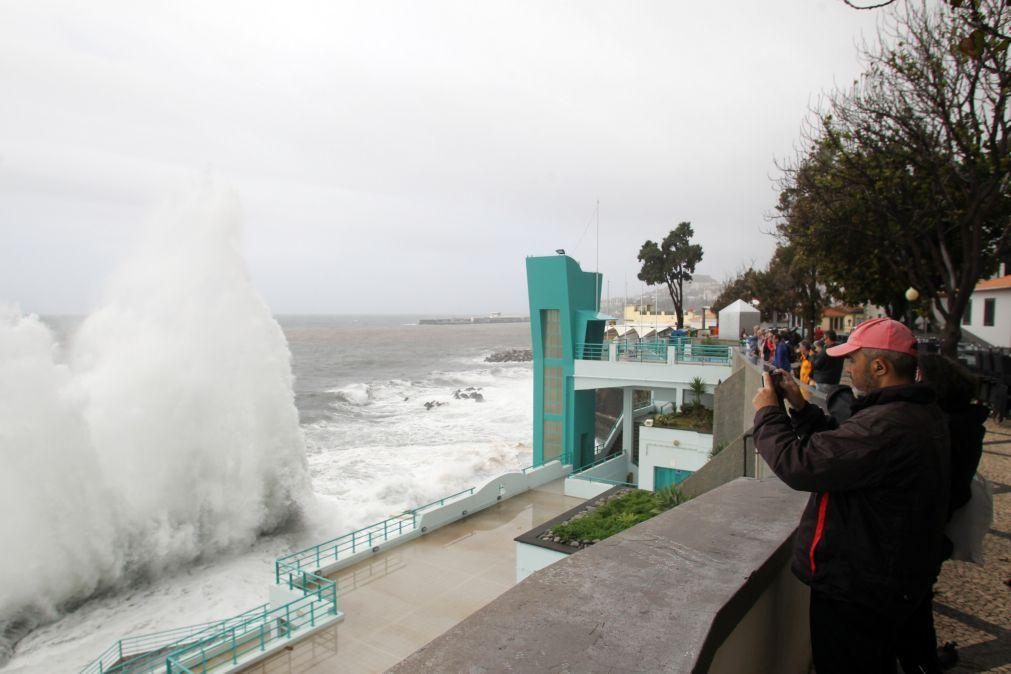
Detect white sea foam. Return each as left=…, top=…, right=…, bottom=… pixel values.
left=0, top=186, right=532, bottom=671
left=0, top=308, right=121, bottom=622
left=303, top=362, right=533, bottom=533
left=0, top=181, right=311, bottom=665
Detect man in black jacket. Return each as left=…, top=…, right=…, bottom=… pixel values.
left=752, top=318, right=950, bottom=674
left=811, top=329, right=844, bottom=392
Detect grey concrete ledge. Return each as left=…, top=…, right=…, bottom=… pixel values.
left=390, top=477, right=808, bottom=674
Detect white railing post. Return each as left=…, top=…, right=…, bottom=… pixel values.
left=608, top=342, right=617, bottom=362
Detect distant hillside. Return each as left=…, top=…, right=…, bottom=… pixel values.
left=600, top=274, right=723, bottom=315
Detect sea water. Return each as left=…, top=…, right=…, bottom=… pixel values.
left=4, top=316, right=532, bottom=673
left=1, top=181, right=533, bottom=672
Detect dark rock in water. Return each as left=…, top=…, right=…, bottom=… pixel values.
left=472, top=393, right=484, bottom=402
left=485, top=349, right=533, bottom=363
left=453, top=388, right=485, bottom=402
left=424, top=401, right=447, bottom=411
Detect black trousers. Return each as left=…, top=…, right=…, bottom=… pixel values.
left=810, top=590, right=901, bottom=674
left=895, top=592, right=942, bottom=674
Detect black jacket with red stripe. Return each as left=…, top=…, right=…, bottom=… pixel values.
left=753, top=385, right=950, bottom=617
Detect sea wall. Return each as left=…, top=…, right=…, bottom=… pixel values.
left=391, top=477, right=811, bottom=674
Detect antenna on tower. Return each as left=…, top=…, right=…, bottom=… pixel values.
left=595, top=200, right=600, bottom=313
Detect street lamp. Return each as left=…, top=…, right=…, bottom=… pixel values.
left=905, top=287, right=919, bottom=330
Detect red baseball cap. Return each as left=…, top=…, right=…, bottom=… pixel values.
left=826, top=317, right=918, bottom=358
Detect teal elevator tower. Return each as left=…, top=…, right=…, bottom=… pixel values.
left=526, top=255, right=606, bottom=470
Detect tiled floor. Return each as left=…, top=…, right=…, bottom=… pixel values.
left=935, top=420, right=1011, bottom=673
left=239, top=480, right=582, bottom=674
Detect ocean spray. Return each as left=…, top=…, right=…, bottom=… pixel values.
left=0, top=181, right=311, bottom=663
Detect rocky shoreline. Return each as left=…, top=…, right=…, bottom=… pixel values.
left=485, top=349, right=533, bottom=363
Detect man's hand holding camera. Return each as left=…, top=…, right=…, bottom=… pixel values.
left=752, top=369, right=807, bottom=412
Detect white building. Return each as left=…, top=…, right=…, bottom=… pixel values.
left=964, top=269, right=1011, bottom=348
left=718, top=299, right=760, bottom=341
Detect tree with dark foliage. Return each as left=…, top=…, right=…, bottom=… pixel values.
left=781, top=0, right=1010, bottom=355
left=637, top=222, right=704, bottom=329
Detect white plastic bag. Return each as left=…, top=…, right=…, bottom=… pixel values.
left=946, top=473, right=993, bottom=565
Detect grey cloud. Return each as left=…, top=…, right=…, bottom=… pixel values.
left=0, top=0, right=882, bottom=315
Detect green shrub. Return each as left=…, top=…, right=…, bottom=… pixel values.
left=653, top=484, right=687, bottom=510
left=548, top=486, right=688, bottom=545
left=650, top=405, right=714, bottom=432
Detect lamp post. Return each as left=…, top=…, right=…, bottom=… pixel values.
left=905, top=287, right=919, bottom=330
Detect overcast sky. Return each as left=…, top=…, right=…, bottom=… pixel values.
left=0, top=1, right=887, bottom=316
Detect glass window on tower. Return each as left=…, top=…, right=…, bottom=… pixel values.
left=542, top=309, right=562, bottom=359
left=543, top=419, right=562, bottom=462
left=543, top=366, right=563, bottom=415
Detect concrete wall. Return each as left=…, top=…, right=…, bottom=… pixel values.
left=712, top=351, right=764, bottom=450
left=564, top=453, right=630, bottom=498
left=638, top=426, right=711, bottom=491
left=515, top=542, right=569, bottom=582
left=418, top=460, right=568, bottom=531
left=707, top=556, right=810, bottom=674
left=563, top=476, right=615, bottom=499
left=677, top=432, right=750, bottom=500
left=391, top=477, right=811, bottom=674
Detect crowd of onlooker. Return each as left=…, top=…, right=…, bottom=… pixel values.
left=745, top=325, right=846, bottom=391
left=748, top=317, right=992, bottom=673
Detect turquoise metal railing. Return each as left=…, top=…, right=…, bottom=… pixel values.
left=80, top=604, right=273, bottom=674
left=576, top=342, right=608, bottom=361
left=85, top=464, right=563, bottom=674
left=570, top=451, right=624, bottom=476
left=673, top=343, right=732, bottom=365
left=575, top=339, right=731, bottom=365
left=164, top=571, right=337, bottom=674
left=274, top=512, right=416, bottom=580
left=274, top=487, right=476, bottom=581
left=616, top=339, right=668, bottom=362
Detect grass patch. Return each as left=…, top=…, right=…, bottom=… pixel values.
left=547, top=486, right=688, bottom=546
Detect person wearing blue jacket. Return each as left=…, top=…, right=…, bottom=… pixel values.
left=772, top=331, right=792, bottom=371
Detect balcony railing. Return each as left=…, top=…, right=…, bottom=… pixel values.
left=576, top=339, right=732, bottom=366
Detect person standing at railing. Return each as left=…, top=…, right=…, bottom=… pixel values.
left=750, top=318, right=950, bottom=674
left=798, top=340, right=813, bottom=386
left=894, top=354, right=989, bottom=674
left=772, top=330, right=791, bottom=371
left=811, top=329, right=844, bottom=392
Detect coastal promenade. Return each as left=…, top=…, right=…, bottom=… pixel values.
left=237, top=423, right=1011, bottom=673
left=938, top=419, right=1011, bottom=673
left=237, top=480, right=582, bottom=674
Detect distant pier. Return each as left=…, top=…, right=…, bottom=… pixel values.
left=418, top=315, right=530, bottom=325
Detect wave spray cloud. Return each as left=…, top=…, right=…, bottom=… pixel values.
left=0, top=181, right=311, bottom=662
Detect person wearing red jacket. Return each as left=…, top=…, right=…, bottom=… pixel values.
left=751, top=318, right=950, bottom=674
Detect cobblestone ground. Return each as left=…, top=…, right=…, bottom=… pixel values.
left=934, top=419, right=1011, bottom=673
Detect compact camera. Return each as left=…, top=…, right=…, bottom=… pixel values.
left=767, top=370, right=787, bottom=410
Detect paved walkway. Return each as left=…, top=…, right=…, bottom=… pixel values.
left=238, top=480, right=583, bottom=674
left=936, top=419, right=1011, bottom=673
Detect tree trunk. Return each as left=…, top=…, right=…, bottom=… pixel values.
left=671, top=277, right=684, bottom=329
left=940, top=319, right=960, bottom=357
